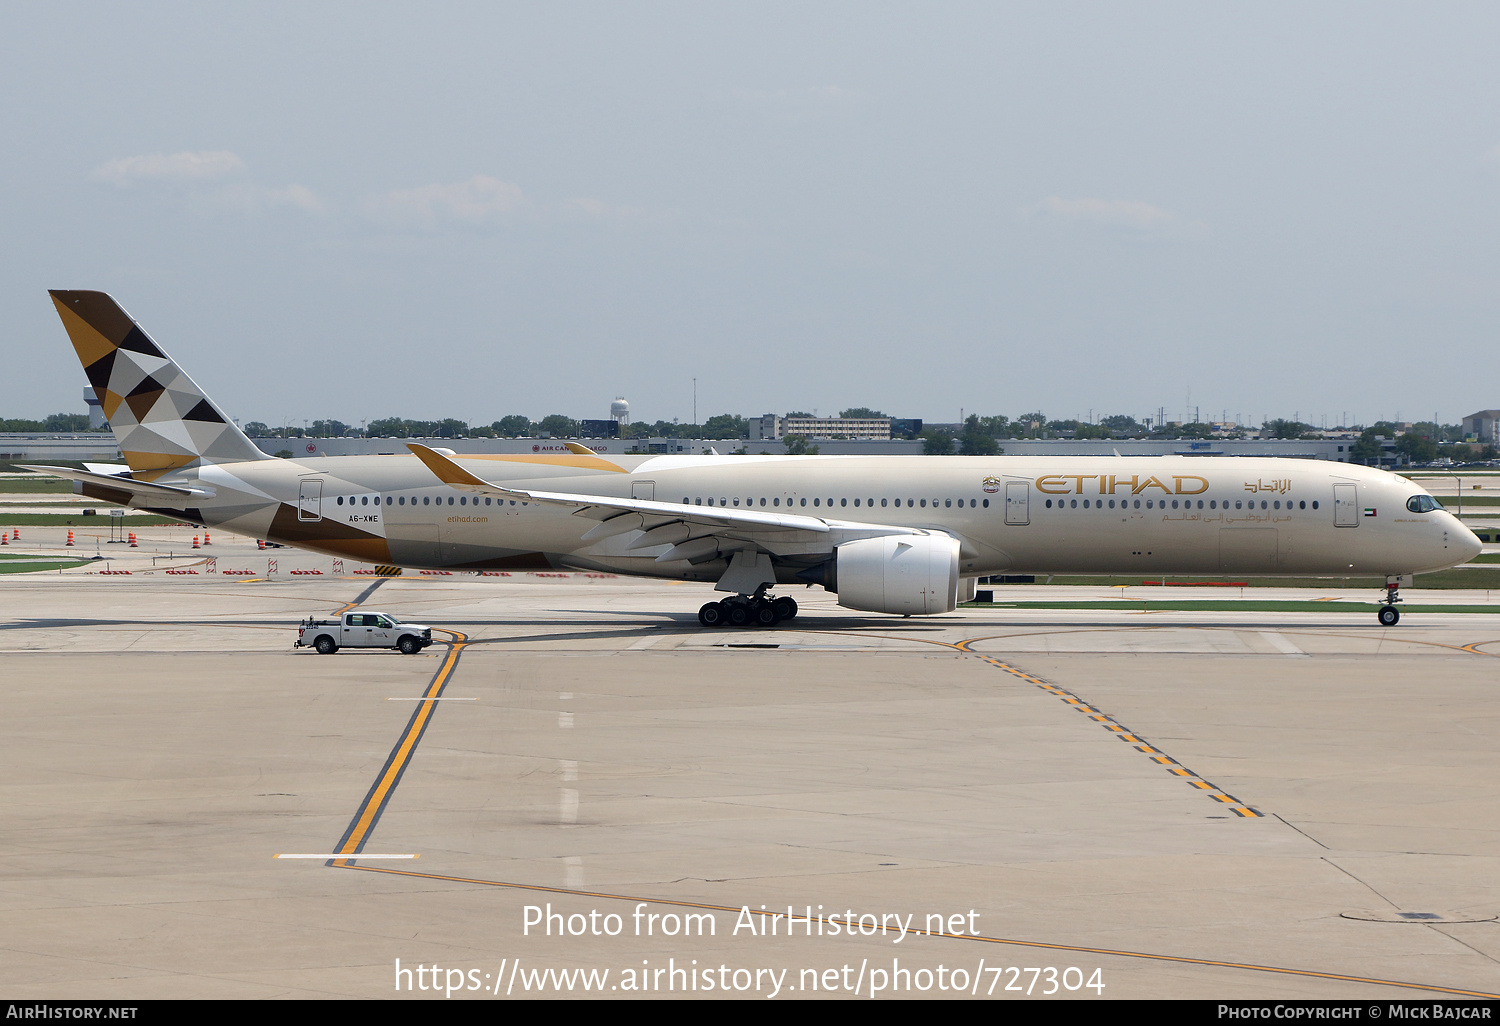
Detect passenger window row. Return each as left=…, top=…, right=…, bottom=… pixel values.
left=681, top=496, right=992, bottom=509
left=335, top=494, right=528, bottom=507
left=1043, top=497, right=1319, bottom=511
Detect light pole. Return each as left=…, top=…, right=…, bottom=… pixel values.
left=1442, top=471, right=1462, bottom=519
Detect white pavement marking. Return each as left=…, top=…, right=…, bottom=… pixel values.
left=275, top=853, right=419, bottom=859
left=1258, top=631, right=1309, bottom=657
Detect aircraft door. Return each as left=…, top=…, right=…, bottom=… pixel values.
left=1005, top=481, right=1029, bottom=525
left=1333, top=484, right=1358, bottom=527
left=632, top=480, right=655, bottom=501
left=298, top=478, right=323, bottom=522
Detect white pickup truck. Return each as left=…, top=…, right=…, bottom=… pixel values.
left=296, top=611, right=434, bottom=655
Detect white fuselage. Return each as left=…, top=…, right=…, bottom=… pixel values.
left=150, top=453, right=1478, bottom=582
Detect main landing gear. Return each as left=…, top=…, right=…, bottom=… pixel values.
left=1378, top=578, right=1402, bottom=627
left=698, top=592, right=799, bottom=628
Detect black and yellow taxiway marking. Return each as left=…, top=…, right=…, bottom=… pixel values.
left=815, top=627, right=1264, bottom=817
left=333, top=577, right=388, bottom=616
left=327, top=627, right=468, bottom=867
left=950, top=638, right=1263, bottom=817
left=929, top=623, right=1500, bottom=815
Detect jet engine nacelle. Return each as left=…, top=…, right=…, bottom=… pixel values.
left=833, top=534, right=961, bottom=615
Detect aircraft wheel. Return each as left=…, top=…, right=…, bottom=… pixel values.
left=1378, top=605, right=1400, bottom=627
left=698, top=602, right=726, bottom=628
left=726, top=602, right=751, bottom=628
left=398, top=635, right=421, bottom=654
left=773, top=596, right=798, bottom=621
left=752, top=602, right=780, bottom=628
left=314, top=635, right=338, bottom=655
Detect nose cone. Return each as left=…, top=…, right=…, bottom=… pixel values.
left=1455, top=519, right=1484, bottom=565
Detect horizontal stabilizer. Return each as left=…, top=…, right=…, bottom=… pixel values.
left=17, top=465, right=209, bottom=505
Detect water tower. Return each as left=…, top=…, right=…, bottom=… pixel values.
left=611, top=397, right=630, bottom=427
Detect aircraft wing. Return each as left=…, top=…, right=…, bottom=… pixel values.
left=17, top=464, right=210, bottom=505
left=406, top=443, right=922, bottom=559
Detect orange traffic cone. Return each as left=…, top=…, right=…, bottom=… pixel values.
left=66, top=530, right=74, bottom=547
left=203, top=531, right=211, bottom=546
left=257, top=539, right=265, bottom=550
left=128, top=533, right=137, bottom=548
left=1, top=533, right=7, bottom=546
left=11, top=528, right=18, bottom=540
left=192, top=535, right=200, bottom=549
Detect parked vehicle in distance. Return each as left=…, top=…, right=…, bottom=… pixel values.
left=296, top=611, right=433, bottom=655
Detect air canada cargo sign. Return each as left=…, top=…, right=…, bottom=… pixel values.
left=1033, top=474, right=1209, bottom=496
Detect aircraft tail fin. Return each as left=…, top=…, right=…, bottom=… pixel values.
left=48, top=290, right=270, bottom=480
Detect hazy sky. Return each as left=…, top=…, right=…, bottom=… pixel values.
left=4, top=3, right=1499, bottom=429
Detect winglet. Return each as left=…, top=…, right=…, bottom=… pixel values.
left=407, top=443, right=492, bottom=487
left=564, top=441, right=598, bottom=456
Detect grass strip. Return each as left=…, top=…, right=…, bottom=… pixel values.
left=0, top=480, right=73, bottom=493
left=0, top=560, right=94, bottom=574
left=963, top=599, right=1500, bottom=614
left=0, top=501, right=118, bottom=508
left=0, top=513, right=179, bottom=526
left=992, top=568, right=1500, bottom=589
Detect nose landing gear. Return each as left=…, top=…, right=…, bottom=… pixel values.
left=1378, top=577, right=1402, bottom=627
left=697, top=591, right=799, bottom=628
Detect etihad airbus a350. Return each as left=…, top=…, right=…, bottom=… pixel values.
left=25, top=291, right=1481, bottom=629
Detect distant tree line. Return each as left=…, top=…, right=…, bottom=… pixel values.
left=0, top=413, right=102, bottom=432
left=41, top=407, right=1489, bottom=467
left=241, top=414, right=754, bottom=440
left=621, top=415, right=749, bottom=440
left=1345, top=421, right=1496, bottom=466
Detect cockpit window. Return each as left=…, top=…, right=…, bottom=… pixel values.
left=1406, top=494, right=1444, bottom=513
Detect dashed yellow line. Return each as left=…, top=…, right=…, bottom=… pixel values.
left=877, top=622, right=1500, bottom=816
left=953, top=639, right=1262, bottom=817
